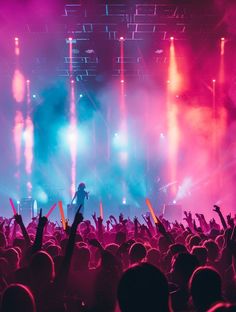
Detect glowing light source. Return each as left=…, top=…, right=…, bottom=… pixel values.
left=14, top=37, right=20, bottom=56
left=122, top=197, right=126, bottom=205
left=79, top=94, right=83, bottom=98
left=170, top=36, right=174, bottom=41
left=119, top=36, right=124, bottom=41
left=12, top=69, right=25, bottom=103
left=32, top=94, right=36, bottom=98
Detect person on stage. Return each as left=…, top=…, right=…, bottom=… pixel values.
left=71, top=182, right=89, bottom=215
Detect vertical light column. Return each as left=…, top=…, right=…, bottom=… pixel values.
left=24, top=80, right=34, bottom=195
left=12, top=37, right=25, bottom=184
left=119, top=36, right=128, bottom=165
left=167, top=37, right=181, bottom=195
left=119, top=36, right=128, bottom=201
left=68, top=37, right=77, bottom=197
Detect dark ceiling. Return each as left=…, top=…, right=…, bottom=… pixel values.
left=0, top=0, right=228, bottom=82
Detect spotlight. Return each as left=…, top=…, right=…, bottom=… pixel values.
left=32, top=94, right=36, bottom=99
left=26, top=79, right=30, bottom=83
left=160, top=133, right=165, bottom=139
left=212, top=79, right=216, bottom=83
left=68, top=37, right=73, bottom=41
left=70, top=79, right=74, bottom=83
left=170, top=36, right=174, bottom=41
left=120, top=79, right=124, bottom=83
left=173, top=200, right=177, bottom=204
left=119, top=36, right=124, bottom=41
left=14, top=37, right=19, bottom=41
left=16, top=200, right=20, bottom=205
left=221, top=37, right=225, bottom=41
left=114, top=133, right=119, bottom=137
left=79, top=94, right=83, bottom=98
left=122, top=197, right=126, bottom=205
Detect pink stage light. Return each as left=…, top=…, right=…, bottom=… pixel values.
left=13, top=111, right=24, bottom=166
left=167, top=37, right=181, bottom=195
left=119, top=36, right=124, bottom=41
left=23, top=79, right=34, bottom=197
left=14, top=37, right=20, bottom=56
left=12, top=69, right=25, bottom=103
left=24, top=117, right=34, bottom=175
left=69, top=76, right=77, bottom=197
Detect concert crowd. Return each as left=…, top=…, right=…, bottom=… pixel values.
left=0, top=205, right=236, bottom=311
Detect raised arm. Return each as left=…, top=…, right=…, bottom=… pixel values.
left=213, top=205, right=227, bottom=230
left=14, top=214, right=31, bottom=248
left=32, top=209, right=48, bottom=254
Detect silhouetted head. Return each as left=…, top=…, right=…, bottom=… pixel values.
left=189, top=267, right=222, bottom=311
left=147, top=248, right=160, bottom=267
left=73, top=246, right=90, bottom=270
left=1, top=284, right=36, bottom=312
left=4, top=248, right=20, bottom=271
left=118, top=263, right=170, bottom=312
left=191, top=246, right=208, bottom=266
left=129, top=243, right=146, bottom=264
left=78, top=183, right=86, bottom=189
left=171, top=253, right=199, bottom=287
left=29, top=251, right=55, bottom=288
left=203, top=240, right=219, bottom=262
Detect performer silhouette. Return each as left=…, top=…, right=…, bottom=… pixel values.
left=71, top=182, right=89, bottom=215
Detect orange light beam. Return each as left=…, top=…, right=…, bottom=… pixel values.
left=145, top=198, right=159, bottom=224
left=58, top=201, right=66, bottom=230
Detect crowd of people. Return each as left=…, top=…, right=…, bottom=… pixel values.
left=0, top=203, right=236, bottom=311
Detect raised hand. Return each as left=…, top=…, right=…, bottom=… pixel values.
left=38, top=208, right=48, bottom=227
left=14, top=214, right=23, bottom=225
left=227, top=213, right=234, bottom=228
left=213, top=205, right=221, bottom=213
